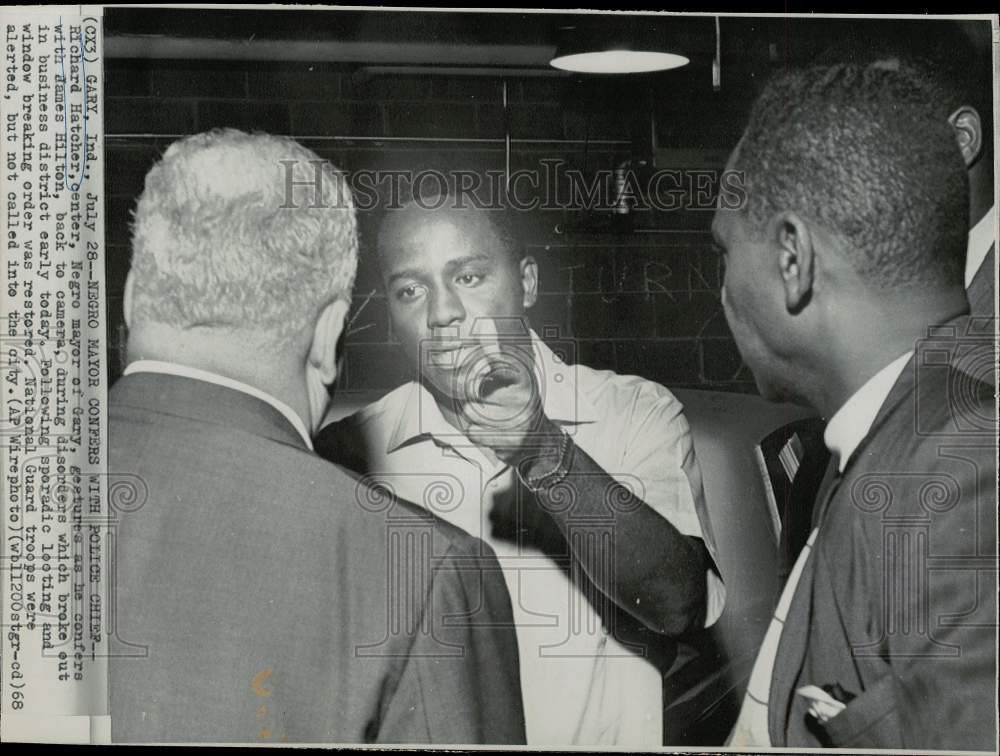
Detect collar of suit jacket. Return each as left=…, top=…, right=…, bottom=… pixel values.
left=824, top=350, right=913, bottom=473
left=966, top=203, right=996, bottom=287
left=836, top=313, right=986, bottom=478
left=111, top=371, right=312, bottom=452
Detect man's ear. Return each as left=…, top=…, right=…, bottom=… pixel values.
left=949, top=105, right=983, bottom=168
left=308, top=298, right=350, bottom=385
left=520, top=255, right=538, bottom=309
left=123, top=270, right=135, bottom=329
left=773, top=211, right=814, bottom=313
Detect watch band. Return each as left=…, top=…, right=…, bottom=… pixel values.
left=519, top=428, right=574, bottom=492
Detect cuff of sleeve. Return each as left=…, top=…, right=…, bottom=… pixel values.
left=704, top=569, right=726, bottom=627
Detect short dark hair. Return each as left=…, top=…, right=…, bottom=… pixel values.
left=376, top=198, right=526, bottom=272
left=734, top=62, right=969, bottom=290
left=814, top=21, right=993, bottom=147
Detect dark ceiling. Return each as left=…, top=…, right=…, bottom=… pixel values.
left=104, top=9, right=704, bottom=48
left=104, top=9, right=991, bottom=72
left=101, top=7, right=993, bottom=125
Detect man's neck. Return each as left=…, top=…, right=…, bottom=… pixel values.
left=809, top=289, right=968, bottom=419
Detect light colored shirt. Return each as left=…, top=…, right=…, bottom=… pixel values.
left=123, top=360, right=313, bottom=450
left=728, top=349, right=912, bottom=747
left=823, top=350, right=914, bottom=472
left=966, top=203, right=996, bottom=288
left=328, top=332, right=724, bottom=747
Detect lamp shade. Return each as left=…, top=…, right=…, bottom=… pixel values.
left=550, top=49, right=688, bottom=74
left=549, top=21, right=690, bottom=74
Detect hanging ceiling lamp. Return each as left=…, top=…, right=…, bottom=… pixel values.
left=549, top=21, right=690, bottom=74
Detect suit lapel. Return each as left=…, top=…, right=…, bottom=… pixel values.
left=967, top=243, right=995, bottom=318
left=766, top=365, right=915, bottom=745
left=767, top=454, right=840, bottom=746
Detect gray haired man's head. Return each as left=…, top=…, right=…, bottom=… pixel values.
left=124, top=129, right=358, bottom=430
left=128, top=128, right=357, bottom=340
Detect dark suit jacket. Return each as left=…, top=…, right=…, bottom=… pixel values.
left=108, top=372, right=525, bottom=744
left=768, top=316, right=997, bottom=750
left=967, top=243, right=995, bottom=321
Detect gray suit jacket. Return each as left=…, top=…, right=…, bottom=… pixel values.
left=108, top=372, right=526, bottom=744
left=768, top=316, right=997, bottom=750
left=967, top=243, right=995, bottom=321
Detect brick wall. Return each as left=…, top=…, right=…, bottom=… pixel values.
left=105, top=59, right=757, bottom=394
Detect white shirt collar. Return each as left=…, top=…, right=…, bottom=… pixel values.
left=123, top=360, right=314, bottom=451
left=966, top=203, right=996, bottom=287
left=823, top=350, right=912, bottom=472
left=386, top=329, right=598, bottom=454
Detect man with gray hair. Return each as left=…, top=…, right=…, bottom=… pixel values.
left=109, top=129, right=525, bottom=744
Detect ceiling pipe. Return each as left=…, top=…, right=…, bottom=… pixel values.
left=106, top=134, right=632, bottom=146
left=356, top=65, right=568, bottom=78
left=104, top=35, right=558, bottom=68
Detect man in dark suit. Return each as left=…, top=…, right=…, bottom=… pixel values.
left=109, top=129, right=525, bottom=744
left=771, top=21, right=997, bottom=589
left=912, top=26, right=995, bottom=322
left=817, top=23, right=995, bottom=322
left=714, top=63, right=997, bottom=749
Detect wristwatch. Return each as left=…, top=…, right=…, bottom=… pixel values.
left=518, top=427, right=574, bottom=492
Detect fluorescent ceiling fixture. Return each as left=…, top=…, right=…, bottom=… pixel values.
left=550, top=50, right=689, bottom=74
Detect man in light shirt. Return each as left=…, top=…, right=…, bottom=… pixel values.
left=316, top=200, right=725, bottom=747
left=109, top=130, right=525, bottom=744
left=715, top=60, right=996, bottom=749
